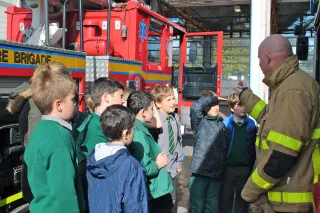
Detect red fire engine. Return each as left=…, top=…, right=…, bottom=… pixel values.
left=0, top=0, right=223, bottom=210
left=6, top=0, right=223, bottom=127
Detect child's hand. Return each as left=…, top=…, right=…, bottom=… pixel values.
left=156, top=153, right=168, bottom=169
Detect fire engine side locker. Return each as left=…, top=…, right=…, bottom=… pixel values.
left=86, top=56, right=144, bottom=91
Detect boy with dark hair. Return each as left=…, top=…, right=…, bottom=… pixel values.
left=127, top=91, right=173, bottom=213
left=83, top=77, right=124, bottom=155
left=151, top=85, right=183, bottom=212
left=219, top=92, right=257, bottom=213
left=24, top=66, right=85, bottom=212
left=189, top=90, right=227, bottom=213
left=86, top=105, right=148, bottom=213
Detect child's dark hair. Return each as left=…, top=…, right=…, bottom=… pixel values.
left=100, top=105, right=135, bottom=141
left=127, top=91, right=153, bottom=115
left=89, top=77, right=124, bottom=107
left=200, top=90, right=217, bottom=97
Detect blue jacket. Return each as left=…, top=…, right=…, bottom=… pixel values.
left=87, top=144, right=148, bottom=213
left=223, top=114, right=257, bottom=167
left=189, top=96, right=228, bottom=179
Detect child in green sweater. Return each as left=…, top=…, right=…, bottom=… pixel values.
left=82, top=77, right=124, bottom=156
left=24, top=63, right=85, bottom=213
left=127, top=91, right=173, bottom=213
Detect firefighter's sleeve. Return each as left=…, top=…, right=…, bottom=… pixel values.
left=241, top=90, right=312, bottom=202
left=240, top=88, right=268, bottom=124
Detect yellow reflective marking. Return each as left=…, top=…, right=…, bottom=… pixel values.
left=267, top=131, right=302, bottom=152
left=255, top=138, right=269, bottom=150
left=312, top=144, right=320, bottom=184
left=0, top=192, right=23, bottom=207
left=250, top=100, right=267, bottom=119
left=311, top=128, right=320, bottom=139
left=252, top=169, right=274, bottom=190
left=268, top=191, right=313, bottom=203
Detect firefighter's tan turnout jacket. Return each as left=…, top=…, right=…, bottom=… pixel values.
left=240, top=56, right=320, bottom=212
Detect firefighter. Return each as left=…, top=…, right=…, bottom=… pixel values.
left=235, top=34, right=320, bottom=213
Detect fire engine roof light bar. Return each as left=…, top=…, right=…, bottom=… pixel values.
left=45, top=0, right=50, bottom=46
left=106, top=0, right=111, bottom=56
left=79, top=0, right=84, bottom=51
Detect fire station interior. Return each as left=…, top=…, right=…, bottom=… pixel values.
left=156, top=0, right=314, bottom=116
left=0, top=0, right=318, bottom=212
left=156, top=0, right=314, bottom=97
left=0, top=0, right=315, bottom=107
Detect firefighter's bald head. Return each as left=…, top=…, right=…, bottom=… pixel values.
left=258, top=34, right=293, bottom=76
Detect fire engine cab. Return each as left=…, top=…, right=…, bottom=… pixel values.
left=0, top=0, right=223, bottom=210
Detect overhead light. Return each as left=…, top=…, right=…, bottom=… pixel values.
left=234, top=5, right=241, bottom=12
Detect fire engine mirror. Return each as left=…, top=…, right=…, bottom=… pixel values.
left=189, top=42, right=197, bottom=63
left=296, top=36, right=309, bottom=61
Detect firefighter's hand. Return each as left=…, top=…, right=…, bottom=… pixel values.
left=234, top=80, right=248, bottom=92
left=177, top=168, right=182, bottom=174
left=249, top=195, right=275, bottom=213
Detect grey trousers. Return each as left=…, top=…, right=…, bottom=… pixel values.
left=171, top=176, right=177, bottom=213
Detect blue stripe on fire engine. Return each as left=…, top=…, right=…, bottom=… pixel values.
left=0, top=63, right=86, bottom=72
left=0, top=45, right=86, bottom=59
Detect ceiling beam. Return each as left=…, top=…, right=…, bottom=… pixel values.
left=164, top=0, right=308, bottom=7
left=164, top=0, right=250, bottom=7
left=159, top=0, right=208, bottom=31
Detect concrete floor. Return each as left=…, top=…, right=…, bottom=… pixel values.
left=176, top=134, right=194, bottom=213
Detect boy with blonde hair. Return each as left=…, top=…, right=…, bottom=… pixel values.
left=24, top=64, right=85, bottom=212
left=220, top=92, right=257, bottom=213
left=151, top=85, right=183, bottom=212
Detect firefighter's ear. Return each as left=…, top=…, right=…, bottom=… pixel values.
left=265, top=52, right=271, bottom=64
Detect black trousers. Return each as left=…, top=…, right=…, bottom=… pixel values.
left=149, top=193, right=174, bottom=213
left=219, top=166, right=252, bottom=213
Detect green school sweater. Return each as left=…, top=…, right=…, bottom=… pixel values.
left=129, top=119, right=173, bottom=199
left=24, top=119, right=85, bottom=213
left=226, top=123, right=250, bottom=166
left=83, top=113, right=108, bottom=156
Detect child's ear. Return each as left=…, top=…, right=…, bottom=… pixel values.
left=102, top=92, right=110, bottom=104
left=122, top=129, right=129, bottom=138
left=155, top=101, right=161, bottom=109
left=230, top=108, right=234, bottom=113
left=54, top=100, right=63, bottom=112
left=141, top=108, right=147, bottom=118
